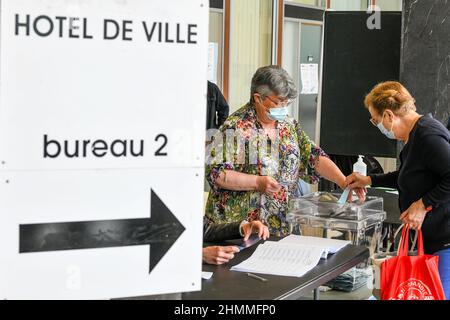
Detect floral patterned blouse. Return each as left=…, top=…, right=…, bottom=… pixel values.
left=205, top=103, right=328, bottom=236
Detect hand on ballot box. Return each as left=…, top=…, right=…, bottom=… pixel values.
left=345, top=172, right=370, bottom=203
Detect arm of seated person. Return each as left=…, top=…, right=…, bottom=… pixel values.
left=202, top=221, right=269, bottom=265
left=241, top=220, right=269, bottom=241
left=202, top=246, right=240, bottom=265
left=204, top=219, right=270, bottom=243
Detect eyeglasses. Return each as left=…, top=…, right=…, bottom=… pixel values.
left=264, top=95, right=292, bottom=107
left=369, top=118, right=379, bottom=127
left=369, top=112, right=385, bottom=127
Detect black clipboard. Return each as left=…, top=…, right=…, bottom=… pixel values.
left=225, top=234, right=262, bottom=250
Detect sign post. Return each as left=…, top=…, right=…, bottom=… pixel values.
left=0, top=0, right=208, bottom=299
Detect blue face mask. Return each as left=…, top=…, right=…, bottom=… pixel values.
left=267, top=107, right=288, bottom=122
left=377, top=112, right=396, bottom=139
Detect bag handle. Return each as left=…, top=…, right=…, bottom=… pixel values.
left=397, top=224, right=424, bottom=257
left=387, top=224, right=404, bottom=254
left=387, top=223, right=417, bottom=254
left=397, top=225, right=410, bottom=256
left=417, top=228, right=424, bottom=256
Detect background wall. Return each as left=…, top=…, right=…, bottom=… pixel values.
left=376, top=0, right=402, bottom=11
left=329, top=0, right=367, bottom=11
left=207, top=0, right=407, bottom=174
left=400, top=0, right=450, bottom=126
left=228, top=0, right=273, bottom=112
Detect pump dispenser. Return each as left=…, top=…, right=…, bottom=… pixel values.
left=353, top=155, right=367, bottom=176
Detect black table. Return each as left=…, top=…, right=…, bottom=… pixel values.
left=182, top=240, right=369, bottom=300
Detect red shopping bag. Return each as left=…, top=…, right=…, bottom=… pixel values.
left=381, top=225, right=445, bottom=300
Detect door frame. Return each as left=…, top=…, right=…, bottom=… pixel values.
left=208, top=0, right=230, bottom=100
left=283, top=17, right=324, bottom=144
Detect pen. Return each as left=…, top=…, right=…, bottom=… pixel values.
left=246, top=272, right=268, bottom=282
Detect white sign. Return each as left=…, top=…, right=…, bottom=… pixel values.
left=0, top=0, right=208, bottom=299
left=300, top=63, right=319, bottom=95
left=0, top=0, right=206, bottom=171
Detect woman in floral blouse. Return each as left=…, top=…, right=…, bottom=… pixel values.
left=205, top=65, right=355, bottom=236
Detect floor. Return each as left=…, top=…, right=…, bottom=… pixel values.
left=301, top=285, right=374, bottom=300
left=322, top=287, right=373, bottom=300
left=299, top=266, right=377, bottom=300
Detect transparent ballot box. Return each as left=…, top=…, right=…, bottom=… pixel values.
left=287, top=191, right=386, bottom=292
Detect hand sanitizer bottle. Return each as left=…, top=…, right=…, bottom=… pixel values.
left=353, top=155, right=367, bottom=176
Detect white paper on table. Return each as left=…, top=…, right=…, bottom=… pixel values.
left=279, top=235, right=350, bottom=255
left=230, top=241, right=325, bottom=277
left=300, top=63, right=319, bottom=94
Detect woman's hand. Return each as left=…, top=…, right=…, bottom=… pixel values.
left=344, top=173, right=369, bottom=203
left=202, top=246, right=240, bottom=265
left=346, top=173, right=372, bottom=189
left=313, top=156, right=366, bottom=203
left=345, top=187, right=368, bottom=203
left=399, top=199, right=428, bottom=230
left=256, top=176, right=281, bottom=194
left=241, top=221, right=270, bottom=241
left=356, top=188, right=367, bottom=202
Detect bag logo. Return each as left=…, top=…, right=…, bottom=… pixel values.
left=391, top=278, right=435, bottom=300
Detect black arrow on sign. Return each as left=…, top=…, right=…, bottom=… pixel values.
left=19, top=189, right=185, bottom=273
